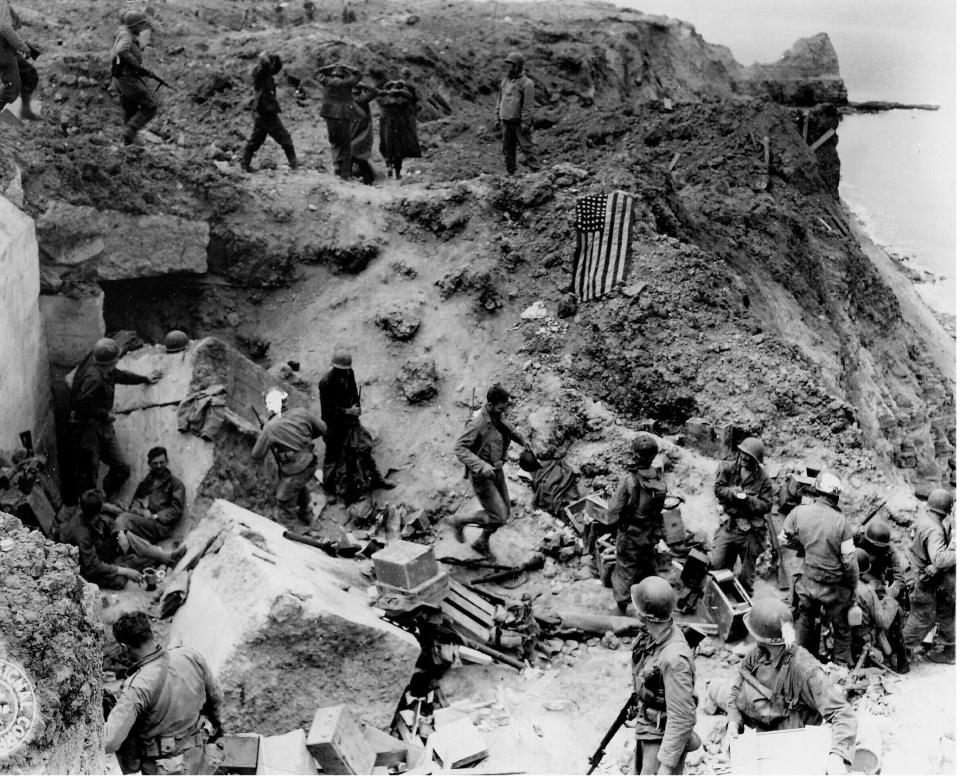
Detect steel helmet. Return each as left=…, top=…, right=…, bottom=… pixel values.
left=121, top=10, right=150, bottom=29
left=93, top=337, right=120, bottom=365
left=631, top=434, right=659, bottom=465
left=164, top=330, right=189, bottom=353
left=744, top=598, right=795, bottom=645
left=927, top=488, right=954, bottom=517
left=813, top=471, right=842, bottom=499
left=331, top=348, right=353, bottom=369
left=863, top=519, right=891, bottom=548
left=855, top=548, right=872, bottom=575
left=737, top=437, right=764, bottom=464
left=630, top=576, right=676, bottom=622
left=518, top=449, right=542, bottom=473
left=504, top=51, right=524, bottom=67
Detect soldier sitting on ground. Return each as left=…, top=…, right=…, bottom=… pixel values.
left=60, top=489, right=185, bottom=590
left=111, top=446, right=186, bottom=542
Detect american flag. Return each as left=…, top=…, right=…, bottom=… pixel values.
left=572, top=191, right=635, bottom=301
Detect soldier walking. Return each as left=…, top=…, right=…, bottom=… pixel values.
left=710, top=436, right=774, bottom=595
left=606, top=435, right=667, bottom=614
left=241, top=52, right=299, bottom=172
left=110, top=10, right=158, bottom=144
left=0, top=1, right=40, bottom=119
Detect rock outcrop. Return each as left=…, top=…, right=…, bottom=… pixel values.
left=738, top=33, right=848, bottom=105
left=0, top=514, right=104, bottom=773
left=167, top=500, right=421, bottom=733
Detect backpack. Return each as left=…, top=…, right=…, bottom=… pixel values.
left=532, top=459, right=580, bottom=516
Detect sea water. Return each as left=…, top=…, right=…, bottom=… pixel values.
left=612, top=0, right=957, bottom=316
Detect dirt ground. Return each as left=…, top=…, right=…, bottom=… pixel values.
left=1, top=0, right=955, bottom=773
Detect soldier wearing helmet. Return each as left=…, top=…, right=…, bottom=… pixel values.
left=712, top=598, right=856, bottom=774
left=605, top=434, right=667, bottom=614
left=494, top=50, right=540, bottom=174
left=851, top=545, right=909, bottom=673
left=628, top=577, right=697, bottom=774
left=780, top=470, right=859, bottom=666
left=853, top=518, right=907, bottom=601
left=318, top=348, right=395, bottom=505
left=252, top=387, right=327, bottom=524
left=68, top=337, right=163, bottom=501
left=453, top=383, right=534, bottom=556
left=711, top=435, right=775, bottom=595
left=902, top=489, right=956, bottom=664
left=110, top=9, right=158, bottom=144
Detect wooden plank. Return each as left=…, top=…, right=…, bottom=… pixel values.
left=441, top=601, right=492, bottom=643
left=448, top=579, right=496, bottom=618
left=445, top=588, right=495, bottom=626
left=668, top=152, right=681, bottom=171
left=809, top=128, right=836, bottom=151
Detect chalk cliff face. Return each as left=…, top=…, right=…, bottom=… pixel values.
left=738, top=32, right=848, bottom=105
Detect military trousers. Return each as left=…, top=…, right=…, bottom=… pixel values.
left=903, top=582, right=955, bottom=649
left=74, top=420, right=131, bottom=499
left=276, top=456, right=317, bottom=524
left=243, top=112, right=296, bottom=164
left=117, top=510, right=175, bottom=543
left=710, top=524, right=765, bottom=595
left=324, top=117, right=355, bottom=179
left=794, top=575, right=853, bottom=665
left=634, top=740, right=687, bottom=775
left=612, top=524, right=657, bottom=609
left=0, top=46, right=37, bottom=109
left=501, top=119, right=539, bottom=174
left=141, top=741, right=223, bottom=775
left=467, top=468, right=511, bottom=529
left=115, top=74, right=158, bottom=139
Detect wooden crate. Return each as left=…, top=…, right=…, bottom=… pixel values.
left=730, top=725, right=830, bottom=774
left=662, top=507, right=686, bottom=545
left=563, top=494, right=609, bottom=534
left=306, top=705, right=377, bottom=775
left=376, top=569, right=450, bottom=606
left=372, top=540, right=439, bottom=590
left=702, top=569, right=752, bottom=641
left=215, top=734, right=260, bottom=775
left=440, top=579, right=496, bottom=643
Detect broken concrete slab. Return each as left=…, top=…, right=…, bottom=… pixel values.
left=34, top=199, right=209, bottom=280
left=168, top=500, right=421, bottom=735
left=39, top=289, right=106, bottom=369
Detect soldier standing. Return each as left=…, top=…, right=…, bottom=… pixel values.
left=607, top=435, right=667, bottom=615
left=711, top=436, right=774, bottom=595
left=781, top=471, right=859, bottom=666
left=629, top=577, right=697, bottom=775
left=110, top=10, right=158, bottom=144
left=0, top=2, right=40, bottom=119
left=712, top=598, right=856, bottom=774
left=69, top=337, right=163, bottom=500
left=241, top=52, right=299, bottom=172
left=251, top=388, right=326, bottom=524
left=495, top=51, right=539, bottom=174
left=317, top=62, right=363, bottom=179
left=902, top=489, right=955, bottom=664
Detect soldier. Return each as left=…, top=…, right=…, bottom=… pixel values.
left=69, top=337, right=163, bottom=501
left=110, top=10, right=158, bottom=144
left=494, top=51, right=539, bottom=174
left=606, top=435, right=667, bottom=614
left=251, top=388, right=326, bottom=524
left=104, top=611, right=224, bottom=774
left=629, top=577, right=697, bottom=775
left=853, top=518, right=907, bottom=600
left=902, top=489, right=955, bottom=664
left=60, top=489, right=185, bottom=590
left=452, top=384, right=534, bottom=556
left=781, top=471, right=859, bottom=665
left=241, top=51, right=299, bottom=172
left=317, top=349, right=395, bottom=504
left=114, top=446, right=186, bottom=542
left=711, top=436, right=774, bottom=595
left=851, top=548, right=908, bottom=672
left=713, top=598, right=856, bottom=774
left=350, top=82, right=378, bottom=184
left=317, top=62, right=363, bottom=179
left=0, top=1, right=40, bottom=119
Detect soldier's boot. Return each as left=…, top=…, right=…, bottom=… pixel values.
left=448, top=516, right=470, bottom=543
left=122, top=126, right=137, bottom=146
left=283, top=145, right=299, bottom=170
left=926, top=646, right=955, bottom=664
left=19, top=93, right=39, bottom=120
left=240, top=148, right=254, bottom=173
left=471, top=529, right=494, bottom=557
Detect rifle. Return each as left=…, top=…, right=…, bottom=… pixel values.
left=587, top=694, right=635, bottom=775
left=137, top=65, right=175, bottom=92
left=251, top=404, right=284, bottom=471
left=859, top=488, right=896, bottom=527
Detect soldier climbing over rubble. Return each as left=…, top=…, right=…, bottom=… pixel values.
left=606, top=434, right=668, bottom=615
left=241, top=51, right=299, bottom=172
left=902, top=488, right=955, bottom=664
left=452, top=384, right=534, bottom=557
left=0, top=1, right=41, bottom=119
left=707, top=598, right=857, bottom=775
left=109, top=10, right=159, bottom=145
left=629, top=576, right=698, bottom=775
left=60, top=488, right=185, bottom=590
left=69, top=337, right=163, bottom=502
left=710, top=436, right=774, bottom=595
left=251, top=387, right=326, bottom=524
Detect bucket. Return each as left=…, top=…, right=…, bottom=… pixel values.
left=852, top=711, right=882, bottom=774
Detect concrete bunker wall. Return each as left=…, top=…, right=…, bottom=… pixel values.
left=0, top=196, right=54, bottom=457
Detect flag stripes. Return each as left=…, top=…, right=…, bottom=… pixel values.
left=572, top=191, right=634, bottom=301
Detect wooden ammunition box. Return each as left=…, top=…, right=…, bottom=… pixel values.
left=563, top=494, right=610, bottom=533
left=306, top=704, right=377, bottom=776
left=375, top=569, right=450, bottom=607
left=214, top=734, right=259, bottom=775
left=703, top=569, right=752, bottom=641
left=372, top=540, right=439, bottom=590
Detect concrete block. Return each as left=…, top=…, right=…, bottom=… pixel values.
left=35, top=199, right=209, bottom=279
left=39, top=290, right=105, bottom=368
left=168, top=501, right=421, bottom=735
left=306, top=705, right=377, bottom=775
left=372, top=540, right=438, bottom=590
